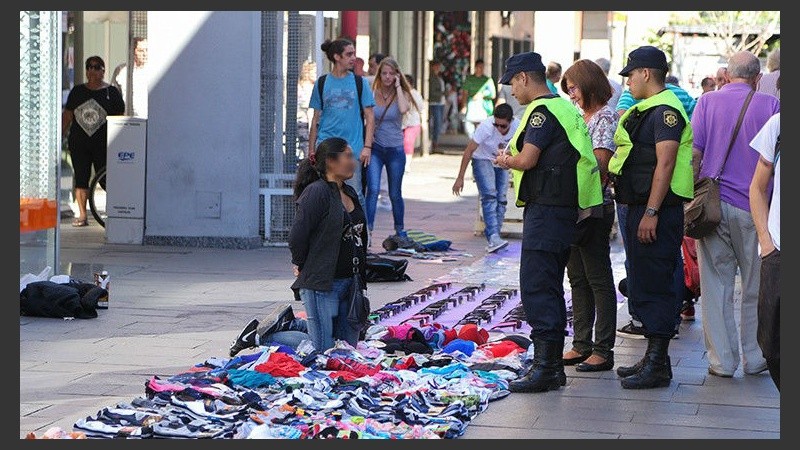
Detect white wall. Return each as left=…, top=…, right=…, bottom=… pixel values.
left=533, top=11, right=577, bottom=68
left=145, top=11, right=261, bottom=242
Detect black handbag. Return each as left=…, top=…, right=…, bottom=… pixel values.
left=347, top=271, right=371, bottom=332
left=346, top=218, right=370, bottom=331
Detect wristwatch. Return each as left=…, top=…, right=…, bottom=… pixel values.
left=645, top=206, right=659, bottom=217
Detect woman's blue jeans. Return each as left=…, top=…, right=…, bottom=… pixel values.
left=299, top=277, right=358, bottom=352
left=366, top=142, right=406, bottom=233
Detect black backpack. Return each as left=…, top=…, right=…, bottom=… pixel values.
left=365, top=253, right=412, bottom=282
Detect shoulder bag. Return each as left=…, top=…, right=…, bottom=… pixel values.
left=346, top=210, right=371, bottom=333
left=684, top=90, right=754, bottom=239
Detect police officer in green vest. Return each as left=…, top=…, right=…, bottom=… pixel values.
left=609, top=46, right=694, bottom=389
left=494, top=51, right=603, bottom=393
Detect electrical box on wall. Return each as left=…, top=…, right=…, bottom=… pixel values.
left=105, top=117, right=147, bottom=244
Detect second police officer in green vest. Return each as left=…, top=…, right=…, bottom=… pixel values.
left=609, top=46, right=694, bottom=389
left=494, top=51, right=603, bottom=393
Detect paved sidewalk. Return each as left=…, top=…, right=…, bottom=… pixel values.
left=20, top=154, right=779, bottom=438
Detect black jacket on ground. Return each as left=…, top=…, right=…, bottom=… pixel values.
left=20, top=280, right=106, bottom=319
left=289, top=179, right=368, bottom=293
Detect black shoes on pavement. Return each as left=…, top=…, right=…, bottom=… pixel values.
left=619, top=337, right=672, bottom=389
left=509, top=338, right=566, bottom=393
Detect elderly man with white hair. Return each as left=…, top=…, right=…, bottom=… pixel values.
left=691, top=51, right=780, bottom=379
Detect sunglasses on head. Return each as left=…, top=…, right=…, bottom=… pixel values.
left=87, top=64, right=105, bottom=70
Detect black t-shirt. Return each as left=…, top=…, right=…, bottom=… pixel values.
left=335, top=205, right=366, bottom=279
left=65, top=83, right=125, bottom=144
left=627, top=104, right=686, bottom=147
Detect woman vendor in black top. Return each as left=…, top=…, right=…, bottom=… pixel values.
left=289, top=137, right=368, bottom=352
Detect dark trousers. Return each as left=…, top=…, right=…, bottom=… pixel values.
left=567, top=204, right=617, bottom=359
left=757, top=249, right=780, bottom=390
left=618, top=202, right=683, bottom=329
left=625, top=204, right=683, bottom=338
left=520, top=204, right=577, bottom=342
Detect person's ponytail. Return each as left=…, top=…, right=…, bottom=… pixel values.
left=293, top=137, right=349, bottom=199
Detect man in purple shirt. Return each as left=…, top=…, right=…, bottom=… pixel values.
left=691, top=51, right=780, bottom=378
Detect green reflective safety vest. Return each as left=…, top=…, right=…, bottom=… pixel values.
left=509, top=97, right=603, bottom=209
left=609, top=89, right=694, bottom=201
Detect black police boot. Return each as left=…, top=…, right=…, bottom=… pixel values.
left=510, top=338, right=565, bottom=393
left=621, top=337, right=672, bottom=389
left=617, top=340, right=673, bottom=379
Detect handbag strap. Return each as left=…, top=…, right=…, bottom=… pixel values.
left=375, top=91, right=396, bottom=130
left=715, top=89, right=755, bottom=180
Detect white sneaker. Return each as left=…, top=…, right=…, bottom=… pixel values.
left=377, top=197, right=392, bottom=211
left=486, top=234, right=509, bottom=253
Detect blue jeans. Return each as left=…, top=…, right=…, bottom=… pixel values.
left=345, top=164, right=366, bottom=214
left=366, top=143, right=406, bottom=233
left=299, top=278, right=359, bottom=352
left=471, top=158, right=508, bottom=240
left=261, top=319, right=310, bottom=350
left=429, top=104, right=445, bottom=145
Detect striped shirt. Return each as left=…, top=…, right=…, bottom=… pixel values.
left=616, top=84, right=696, bottom=119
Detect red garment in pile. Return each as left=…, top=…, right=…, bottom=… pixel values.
left=254, top=352, right=306, bottom=378
left=479, top=340, right=524, bottom=358
left=325, top=357, right=380, bottom=378
left=457, top=324, right=489, bottom=345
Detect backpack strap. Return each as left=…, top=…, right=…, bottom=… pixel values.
left=355, top=74, right=366, bottom=142
left=317, top=74, right=328, bottom=109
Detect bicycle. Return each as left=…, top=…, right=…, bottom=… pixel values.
left=88, top=166, right=107, bottom=228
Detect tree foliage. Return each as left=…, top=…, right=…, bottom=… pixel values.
left=696, top=11, right=780, bottom=57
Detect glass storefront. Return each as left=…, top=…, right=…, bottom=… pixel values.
left=20, top=11, right=61, bottom=276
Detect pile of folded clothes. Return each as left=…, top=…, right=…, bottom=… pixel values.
left=72, top=323, right=533, bottom=439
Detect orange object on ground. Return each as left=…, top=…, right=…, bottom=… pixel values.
left=20, top=198, right=58, bottom=233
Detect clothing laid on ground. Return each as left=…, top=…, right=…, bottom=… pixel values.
left=70, top=324, right=524, bottom=439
